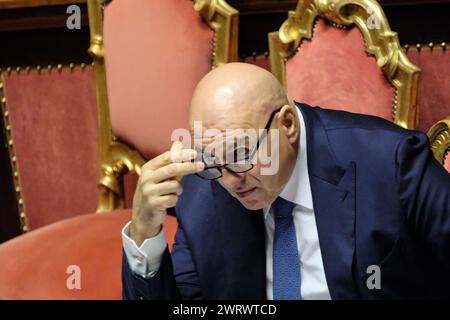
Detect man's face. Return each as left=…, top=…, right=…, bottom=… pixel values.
left=217, top=145, right=284, bottom=210
left=192, top=105, right=297, bottom=210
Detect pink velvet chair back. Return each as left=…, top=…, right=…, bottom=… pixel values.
left=406, top=44, right=450, bottom=132
left=0, top=67, right=99, bottom=231
left=269, top=0, right=420, bottom=129
left=88, top=0, right=238, bottom=211
left=286, top=19, right=395, bottom=119
left=104, top=0, right=214, bottom=159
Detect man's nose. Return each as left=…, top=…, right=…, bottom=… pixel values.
left=221, top=170, right=246, bottom=190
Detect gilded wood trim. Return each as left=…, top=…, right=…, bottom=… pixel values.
left=0, top=74, right=28, bottom=233
left=0, top=63, right=93, bottom=75
left=269, top=0, right=421, bottom=129
left=403, top=42, right=449, bottom=52
left=195, top=0, right=239, bottom=67
left=87, top=0, right=142, bottom=213
left=87, top=0, right=238, bottom=212
left=428, top=117, right=450, bottom=165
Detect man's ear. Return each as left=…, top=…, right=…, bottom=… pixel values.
left=278, top=104, right=299, bottom=145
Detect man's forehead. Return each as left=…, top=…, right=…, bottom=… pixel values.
left=191, top=128, right=256, bottom=145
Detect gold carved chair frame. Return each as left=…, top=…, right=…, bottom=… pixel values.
left=428, top=117, right=450, bottom=166
left=87, top=0, right=239, bottom=212
left=269, top=0, right=421, bottom=129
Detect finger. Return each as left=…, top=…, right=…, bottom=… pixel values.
left=151, top=161, right=204, bottom=183
left=150, top=194, right=178, bottom=210
left=142, top=180, right=182, bottom=196
left=171, top=143, right=198, bottom=163
left=143, top=148, right=197, bottom=172
left=170, top=140, right=183, bottom=163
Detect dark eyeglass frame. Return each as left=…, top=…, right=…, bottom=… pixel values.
left=195, top=106, right=283, bottom=180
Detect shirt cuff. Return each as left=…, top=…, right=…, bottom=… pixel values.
left=121, top=220, right=167, bottom=278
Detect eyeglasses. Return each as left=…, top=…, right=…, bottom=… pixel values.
left=195, top=107, right=282, bottom=180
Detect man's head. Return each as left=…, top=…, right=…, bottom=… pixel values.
left=189, top=63, right=300, bottom=210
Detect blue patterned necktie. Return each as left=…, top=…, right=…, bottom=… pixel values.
left=272, top=196, right=302, bottom=300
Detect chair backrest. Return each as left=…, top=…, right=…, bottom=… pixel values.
left=428, top=117, right=450, bottom=173
left=0, top=66, right=99, bottom=232
left=243, top=53, right=271, bottom=71
left=269, top=0, right=420, bottom=129
left=87, top=0, right=238, bottom=212
left=405, top=43, right=450, bottom=132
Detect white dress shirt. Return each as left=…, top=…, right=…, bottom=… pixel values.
left=122, top=107, right=331, bottom=300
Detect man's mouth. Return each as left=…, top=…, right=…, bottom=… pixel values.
left=235, top=187, right=257, bottom=198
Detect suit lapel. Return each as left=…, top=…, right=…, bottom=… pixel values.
left=299, top=104, right=358, bottom=299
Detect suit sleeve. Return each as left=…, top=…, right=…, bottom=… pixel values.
left=121, top=220, right=202, bottom=300
left=396, top=131, right=450, bottom=269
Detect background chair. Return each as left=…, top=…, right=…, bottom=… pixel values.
left=428, top=117, right=450, bottom=173
left=242, top=53, right=271, bottom=71
left=269, top=0, right=421, bottom=129
left=0, top=0, right=238, bottom=299
left=0, top=65, right=99, bottom=232
left=92, top=0, right=238, bottom=211
left=405, top=44, right=450, bottom=132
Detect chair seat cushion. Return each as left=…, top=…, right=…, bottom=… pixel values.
left=0, top=209, right=177, bottom=299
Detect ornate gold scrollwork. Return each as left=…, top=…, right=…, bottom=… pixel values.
left=269, top=0, right=421, bottom=129
left=428, top=117, right=450, bottom=166
left=87, top=0, right=238, bottom=212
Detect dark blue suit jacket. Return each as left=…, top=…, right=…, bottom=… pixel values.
left=122, top=103, right=450, bottom=299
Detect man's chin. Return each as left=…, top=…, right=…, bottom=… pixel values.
left=234, top=192, right=267, bottom=211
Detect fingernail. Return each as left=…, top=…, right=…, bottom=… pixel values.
left=196, top=162, right=205, bottom=171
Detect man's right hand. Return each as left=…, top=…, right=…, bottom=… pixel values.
left=130, top=141, right=204, bottom=247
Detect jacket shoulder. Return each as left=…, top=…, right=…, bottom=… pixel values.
left=299, top=103, right=429, bottom=164
left=302, top=104, right=407, bottom=134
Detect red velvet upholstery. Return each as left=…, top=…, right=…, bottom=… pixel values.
left=124, top=172, right=139, bottom=209
left=243, top=55, right=271, bottom=71
left=0, top=210, right=177, bottom=299
left=406, top=48, right=450, bottom=132
left=1, top=69, right=99, bottom=230
left=286, top=19, right=395, bottom=120
left=103, top=0, right=214, bottom=159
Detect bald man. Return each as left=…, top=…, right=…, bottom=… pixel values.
left=122, top=63, right=450, bottom=300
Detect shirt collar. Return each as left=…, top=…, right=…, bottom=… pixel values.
left=263, top=105, right=313, bottom=219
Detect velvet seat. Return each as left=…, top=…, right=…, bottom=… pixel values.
left=0, top=211, right=177, bottom=299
